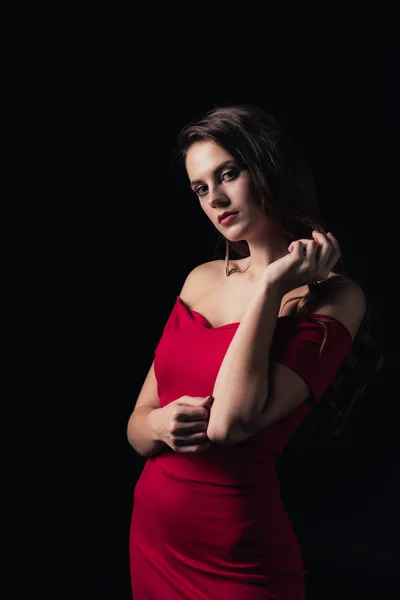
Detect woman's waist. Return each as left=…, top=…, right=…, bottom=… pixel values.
left=154, top=446, right=279, bottom=487
left=133, top=458, right=302, bottom=569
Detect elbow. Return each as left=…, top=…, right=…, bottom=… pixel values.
left=206, top=417, right=233, bottom=444
left=126, top=413, right=134, bottom=441
left=207, top=421, right=251, bottom=445
left=206, top=394, right=267, bottom=444
left=126, top=420, right=136, bottom=450
left=207, top=431, right=233, bottom=445
left=207, top=407, right=270, bottom=444
left=207, top=426, right=229, bottom=444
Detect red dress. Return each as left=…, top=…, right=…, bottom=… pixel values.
left=130, top=296, right=352, bottom=599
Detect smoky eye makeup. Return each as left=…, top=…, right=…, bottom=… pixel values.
left=191, top=162, right=241, bottom=196
left=221, top=166, right=240, bottom=180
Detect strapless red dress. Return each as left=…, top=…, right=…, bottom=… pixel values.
left=130, top=296, right=352, bottom=599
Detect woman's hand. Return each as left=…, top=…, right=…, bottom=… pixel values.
left=263, top=231, right=341, bottom=295
left=153, top=395, right=214, bottom=454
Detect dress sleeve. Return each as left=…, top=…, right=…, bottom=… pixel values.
left=270, top=314, right=353, bottom=403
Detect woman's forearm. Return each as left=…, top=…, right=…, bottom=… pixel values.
left=207, top=280, right=283, bottom=441
left=127, top=406, right=167, bottom=458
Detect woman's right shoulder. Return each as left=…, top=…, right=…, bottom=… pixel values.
left=179, top=259, right=224, bottom=305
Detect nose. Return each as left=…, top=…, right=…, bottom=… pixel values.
left=207, top=183, right=229, bottom=208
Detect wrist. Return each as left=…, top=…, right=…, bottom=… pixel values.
left=147, top=407, right=164, bottom=443
left=259, top=276, right=286, bottom=300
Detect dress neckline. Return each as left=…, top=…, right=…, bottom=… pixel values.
left=176, top=295, right=353, bottom=341
left=177, top=296, right=240, bottom=330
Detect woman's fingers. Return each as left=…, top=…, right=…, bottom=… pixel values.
left=289, top=231, right=341, bottom=280
left=312, top=230, right=335, bottom=272
left=326, top=232, right=341, bottom=269
left=289, top=238, right=318, bottom=266
left=304, top=239, right=318, bottom=265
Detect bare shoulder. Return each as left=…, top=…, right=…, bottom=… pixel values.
left=314, top=273, right=367, bottom=340
left=179, top=259, right=224, bottom=306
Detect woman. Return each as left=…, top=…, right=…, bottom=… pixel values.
left=127, top=104, right=382, bottom=599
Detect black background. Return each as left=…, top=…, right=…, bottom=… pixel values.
left=55, top=35, right=399, bottom=600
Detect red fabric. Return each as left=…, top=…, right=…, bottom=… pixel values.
left=270, top=310, right=352, bottom=402
left=130, top=296, right=352, bottom=599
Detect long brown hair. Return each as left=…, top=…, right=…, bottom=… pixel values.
left=177, top=104, right=384, bottom=457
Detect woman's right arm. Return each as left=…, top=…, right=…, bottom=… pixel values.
left=128, top=265, right=219, bottom=458
left=127, top=361, right=166, bottom=458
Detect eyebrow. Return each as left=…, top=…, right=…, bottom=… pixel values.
left=190, top=160, right=237, bottom=188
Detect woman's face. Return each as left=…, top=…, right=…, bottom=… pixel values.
left=185, top=140, right=268, bottom=241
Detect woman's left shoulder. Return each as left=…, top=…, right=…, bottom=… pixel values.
left=315, top=273, right=367, bottom=340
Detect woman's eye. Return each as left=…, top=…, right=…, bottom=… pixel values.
left=195, top=185, right=208, bottom=196
left=222, top=168, right=239, bottom=181
left=194, top=169, right=239, bottom=196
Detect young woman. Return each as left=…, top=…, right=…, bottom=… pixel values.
left=127, top=104, right=382, bottom=599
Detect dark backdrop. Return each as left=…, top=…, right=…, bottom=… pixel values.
left=68, top=46, right=399, bottom=599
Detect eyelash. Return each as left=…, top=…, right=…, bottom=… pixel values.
left=195, top=168, right=239, bottom=197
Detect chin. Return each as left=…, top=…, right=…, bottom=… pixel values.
left=222, top=232, right=241, bottom=242
left=224, top=225, right=249, bottom=243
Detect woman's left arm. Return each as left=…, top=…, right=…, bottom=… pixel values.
left=206, top=279, right=288, bottom=443
left=206, top=232, right=366, bottom=444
